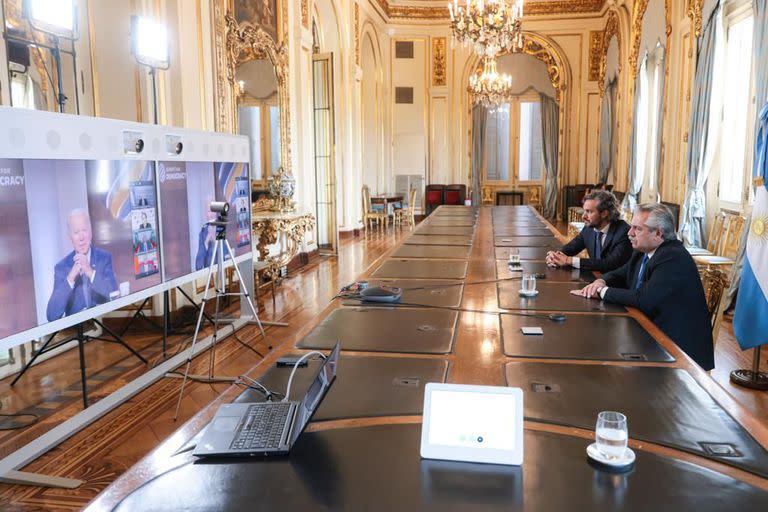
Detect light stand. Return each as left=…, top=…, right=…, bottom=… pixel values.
left=171, top=202, right=268, bottom=421
left=730, top=346, right=768, bottom=390
left=10, top=0, right=80, bottom=113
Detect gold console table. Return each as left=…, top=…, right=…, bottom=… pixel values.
left=251, top=209, right=316, bottom=283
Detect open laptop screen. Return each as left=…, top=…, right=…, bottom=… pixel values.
left=290, top=341, right=340, bottom=445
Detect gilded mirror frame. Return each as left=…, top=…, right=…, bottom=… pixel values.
left=213, top=0, right=291, bottom=185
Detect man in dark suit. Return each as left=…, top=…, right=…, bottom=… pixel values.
left=572, top=203, right=714, bottom=370
left=546, top=191, right=632, bottom=272
left=46, top=209, right=118, bottom=321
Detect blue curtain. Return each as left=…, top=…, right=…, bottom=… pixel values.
left=726, top=0, right=768, bottom=308
left=598, top=78, right=616, bottom=184
left=679, top=5, right=720, bottom=247
left=540, top=93, right=559, bottom=219
left=622, top=67, right=644, bottom=212
left=471, top=105, right=487, bottom=206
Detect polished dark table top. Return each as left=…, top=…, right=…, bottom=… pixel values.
left=114, top=425, right=768, bottom=512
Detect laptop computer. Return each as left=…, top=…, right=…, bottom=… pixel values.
left=193, top=341, right=340, bottom=457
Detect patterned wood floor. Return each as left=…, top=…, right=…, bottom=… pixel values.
left=0, top=226, right=409, bottom=511
left=0, top=221, right=764, bottom=511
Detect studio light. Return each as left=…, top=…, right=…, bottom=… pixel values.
left=25, top=0, right=77, bottom=39
left=131, top=15, right=170, bottom=70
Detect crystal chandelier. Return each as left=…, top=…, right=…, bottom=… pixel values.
left=448, top=0, right=524, bottom=57
left=468, top=56, right=513, bottom=107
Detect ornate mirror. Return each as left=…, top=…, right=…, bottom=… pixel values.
left=218, top=0, right=290, bottom=194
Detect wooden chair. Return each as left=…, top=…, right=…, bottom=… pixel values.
left=394, top=187, right=418, bottom=227
left=698, top=267, right=730, bottom=344
left=694, top=212, right=745, bottom=269
left=444, top=184, right=466, bottom=205
left=567, top=206, right=584, bottom=224
left=362, top=185, right=388, bottom=230
left=688, top=210, right=727, bottom=256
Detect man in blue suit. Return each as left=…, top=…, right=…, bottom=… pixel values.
left=46, top=209, right=118, bottom=322
left=572, top=203, right=714, bottom=370
left=546, top=191, right=632, bottom=272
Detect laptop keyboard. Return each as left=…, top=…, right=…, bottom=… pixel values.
left=231, top=402, right=292, bottom=450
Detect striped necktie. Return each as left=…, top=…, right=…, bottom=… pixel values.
left=635, top=254, right=649, bottom=290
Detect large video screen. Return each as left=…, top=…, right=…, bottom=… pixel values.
left=159, top=161, right=251, bottom=281
left=0, top=158, right=162, bottom=340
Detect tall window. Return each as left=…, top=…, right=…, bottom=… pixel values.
left=483, top=97, right=545, bottom=185
left=518, top=102, right=543, bottom=181
left=715, top=6, right=754, bottom=207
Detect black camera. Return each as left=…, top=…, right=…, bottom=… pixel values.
left=174, top=141, right=183, bottom=154
left=135, top=138, right=145, bottom=153
left=210, top=201, right=229, bottom=215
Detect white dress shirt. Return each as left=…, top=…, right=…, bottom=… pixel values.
left=598, top=247, right=657, bottom=299
left=572, top=223, right=611, bottom=269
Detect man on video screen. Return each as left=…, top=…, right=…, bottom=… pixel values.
left=46, top=209, right=118, bottom=321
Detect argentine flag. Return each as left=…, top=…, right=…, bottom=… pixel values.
left=733, top=102, right=768, bottom=350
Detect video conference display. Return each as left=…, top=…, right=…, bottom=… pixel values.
left=158, top=161, right=251, bottom=281
left=0, top=158, right=162, bottom=340
left=0, top=157, right=251, bottom=344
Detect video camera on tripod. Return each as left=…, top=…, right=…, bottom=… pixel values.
left=207, top=201, right=230, bottom=234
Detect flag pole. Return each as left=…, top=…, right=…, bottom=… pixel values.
left=730, top=346, right=768, bottom=390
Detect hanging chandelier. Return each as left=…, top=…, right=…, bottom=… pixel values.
left=468, top=56, right=513, bottom=107
left=448, top=0, right=524, bottom=57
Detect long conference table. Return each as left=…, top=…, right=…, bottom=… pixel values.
left=89, top=206, right=768, bottom=511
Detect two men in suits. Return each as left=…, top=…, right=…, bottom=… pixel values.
left=46, top=209, right=118, bottom=321
left=573, top=203, right=714, bottom=370
left=546, top=191, right=632, bottom=272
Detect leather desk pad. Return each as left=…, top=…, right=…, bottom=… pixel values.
left=422, top=220, right=477, bottom=227
left=405, top=235, right=473, bottom=246
left=234, top=356, right=449, bottom=420
left=297, top=307, right=458, bottom=354
left=495, top=246, right=550, bottom=260
left=114, top=425, right=768, bottom=512
left=392, top=245, right=471, bottom=259
left=500, top=314, right=674, bottom=362
left=363, top=279, right=463, bottom=308
left=413, top=226, right=475, bottom=236
left=495, top=236, right=559, bottom=247
left=371, top=259, right=468, bottom=280
left=493, top=228, right=553, bottom=237
left=498, top=281, right=626, bottom=312
left=495, top=260, right=595, bottom=283
left=504, top=362, right=768, bottom=478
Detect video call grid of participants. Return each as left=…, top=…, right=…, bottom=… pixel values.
left=130, top=182, right=159, bottom=279
left=235, top=177, right=251, bottom=247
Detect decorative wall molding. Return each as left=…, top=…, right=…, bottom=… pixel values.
left=373, top=0, right=604, bottom=20
left=432, top=37, right=447, bottom=86
left=588, top=30, right=604, bottom=82
left=355, top=2, right=360, bottom=65
left=301, top=0, right=310, bottom=29
left=598, top=9, right=621, bottom=96
left=687, top=0, right=704, bottom=37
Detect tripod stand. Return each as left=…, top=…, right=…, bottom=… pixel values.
left=172, top=213, right=267, bottom=420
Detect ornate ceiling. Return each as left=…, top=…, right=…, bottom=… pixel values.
left=375, top=0, right=606, bottom=20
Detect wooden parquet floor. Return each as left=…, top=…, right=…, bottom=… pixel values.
left=0, top=220, right=765, bottom=511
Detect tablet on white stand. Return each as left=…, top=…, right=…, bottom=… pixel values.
left=420, top=383, right=524, bottom=465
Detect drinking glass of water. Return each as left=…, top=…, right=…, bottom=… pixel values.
left=595, top=411, right=628, bottom=459
left=521, top=274, right=537, bottom=294
left=508, top=249, right=520, bottom=265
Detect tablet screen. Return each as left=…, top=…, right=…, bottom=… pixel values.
left=427, top=390, right=517, bottom=450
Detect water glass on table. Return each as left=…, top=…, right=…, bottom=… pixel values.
left=521, top=274, right=537, bottom=294
left=595, top=411, right=628, bottom=459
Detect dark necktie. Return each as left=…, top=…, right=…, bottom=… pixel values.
left=594, top=230, right=604, bottom=260
left=82, top=273, right=92, bottom=308
left=635, top=254, right=649, bottom=290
